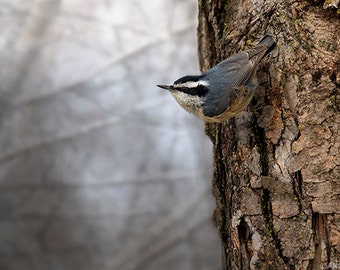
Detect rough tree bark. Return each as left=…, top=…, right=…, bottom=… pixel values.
left=197, top=0, right=339, bottom=269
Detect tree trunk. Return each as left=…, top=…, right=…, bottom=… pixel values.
left=197, top=1, right=340, bottom=269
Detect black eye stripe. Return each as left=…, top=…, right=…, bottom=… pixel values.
left=179, top=85, right=208, bottom=97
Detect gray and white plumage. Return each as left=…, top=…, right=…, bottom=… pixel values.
left=158, top=35, right=276, bottom=122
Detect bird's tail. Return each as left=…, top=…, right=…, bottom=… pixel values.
left=256, top=35, right=276, bottom=58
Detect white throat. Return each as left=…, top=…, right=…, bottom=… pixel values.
left=170, top=90, right=204, bottom=115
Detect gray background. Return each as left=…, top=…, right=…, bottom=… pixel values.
left=0, top=0, right=221, bottom=269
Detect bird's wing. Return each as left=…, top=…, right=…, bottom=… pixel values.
left=203, top=47, right=267, bottom=117
left=220, top=46, right=267, bottom=87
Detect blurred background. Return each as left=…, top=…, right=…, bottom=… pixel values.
left=0, top=0, right=221, bottom=269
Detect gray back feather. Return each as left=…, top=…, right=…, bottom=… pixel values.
left=202, top=46, right=268, bottom=117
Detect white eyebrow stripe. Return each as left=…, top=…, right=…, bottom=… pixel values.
left=175, top=80, right=209, bottom=88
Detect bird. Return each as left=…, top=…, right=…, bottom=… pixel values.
left=157, top=35, right=276, bottom=122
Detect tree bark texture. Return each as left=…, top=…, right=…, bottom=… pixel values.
left=197, top=0, right=339, bottom=269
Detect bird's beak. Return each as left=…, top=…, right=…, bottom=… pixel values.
left=157, top=84, right=173, bottom=90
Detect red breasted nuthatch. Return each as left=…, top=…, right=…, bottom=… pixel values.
left=157, top=35, right=276, bottom=122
